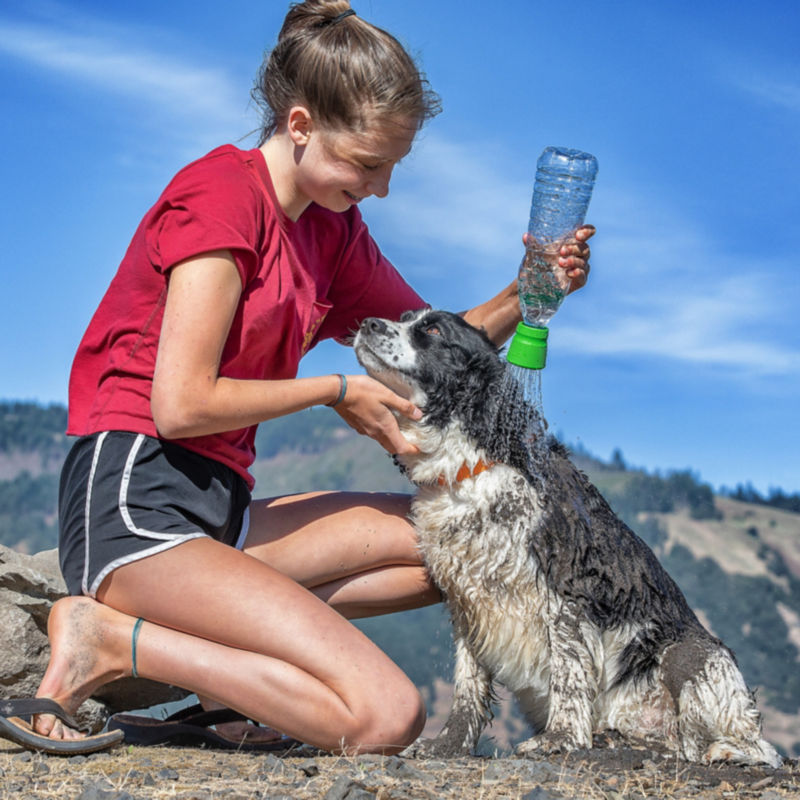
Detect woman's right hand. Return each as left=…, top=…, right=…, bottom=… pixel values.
left=333, top=374, right=422, bottom=455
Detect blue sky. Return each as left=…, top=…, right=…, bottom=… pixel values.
left=1, top=1, right=798, bottom=494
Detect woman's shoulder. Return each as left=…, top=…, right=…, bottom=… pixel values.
left=150, top=145, right=285, bottom=235
left=165, top=145, right=267, bottom=198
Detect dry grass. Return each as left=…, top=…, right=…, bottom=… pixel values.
left=1, top=738, right=798, bottom=800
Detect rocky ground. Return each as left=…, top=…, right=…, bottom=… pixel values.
left=1, top=736, right=798, bottom=800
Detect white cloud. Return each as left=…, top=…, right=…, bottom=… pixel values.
left=556, top=281, right=796, bottom=376
left=556, top=184, right=798, bottom=375
left=733, top=75, right=800, bottom=113
left=710, top=47, right=800, bottom=115
left=0, top=16, right=254, bottom=143
left=554, top=231, right=797, bottom=376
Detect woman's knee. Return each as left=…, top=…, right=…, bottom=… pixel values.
left=390, top=684, right=427, bottom=748
left=347, top=681, right=426, bottom=754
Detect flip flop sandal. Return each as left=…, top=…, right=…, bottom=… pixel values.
left=0, top=698, right=124, bottom=755
left=108, top=703, right=303, bottom=751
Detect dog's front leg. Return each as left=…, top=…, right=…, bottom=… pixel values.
left=517, top=605, right=598, bottom=756
left=404, top=631, right=493, bottom=758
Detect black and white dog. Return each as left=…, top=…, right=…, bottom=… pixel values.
left=353, top=309, right=780, bottom=766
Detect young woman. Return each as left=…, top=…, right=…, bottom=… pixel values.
left=20, top=0, right=593, bottom=755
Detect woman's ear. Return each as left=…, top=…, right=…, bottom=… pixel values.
left=286, top=106, right=314, bottom=146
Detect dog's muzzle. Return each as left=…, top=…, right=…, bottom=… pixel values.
left=361, top=317, right=392, bottom=337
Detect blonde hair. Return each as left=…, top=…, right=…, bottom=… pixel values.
left=252, top=0, right=441, bottom=144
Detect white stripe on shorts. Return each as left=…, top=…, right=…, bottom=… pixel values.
left=119, top=434, right=187, bottom=540
left=234, top=506, right=250, bottom=550
left=81, top=431, right=109, bottom=596
left=83, top=432, right=207, bottom=599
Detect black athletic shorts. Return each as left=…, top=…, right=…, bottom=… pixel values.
left=59, top=431, right=252, bottom=597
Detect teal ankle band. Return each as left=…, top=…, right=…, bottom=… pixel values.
left=131, top=617, right=144, bottom=679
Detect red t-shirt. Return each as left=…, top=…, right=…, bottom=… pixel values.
left=67, top=145, right=426, bottom=488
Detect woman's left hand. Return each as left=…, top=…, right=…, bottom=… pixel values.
left=465, top=223, right=596, bottom=345
left=522, top=223, right=595, bottom=295
left=561, top=224, right=595, bottom=294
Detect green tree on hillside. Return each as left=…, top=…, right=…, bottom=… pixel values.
left=0, top=402, right=69, bottom=455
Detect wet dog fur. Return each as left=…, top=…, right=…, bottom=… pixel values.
left=353, top=308, right=780, bottom=766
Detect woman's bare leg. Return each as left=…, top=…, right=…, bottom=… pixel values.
left=37, top=491, right=436, bottom=750
left=36, top=536, right=426, bottom=754
left=195, top=490, right=439, bottom=739
left=244, top=491, right=441, bottom=616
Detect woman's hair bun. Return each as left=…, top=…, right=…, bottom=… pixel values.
left=252, top=1, right=440, bottom=143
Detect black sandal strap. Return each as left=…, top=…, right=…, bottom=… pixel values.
left=164, top=704, right=250, bottom=727
left=0, top=698, right=82, bottom=731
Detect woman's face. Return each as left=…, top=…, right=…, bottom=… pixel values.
left=295, top=117, right=416, bottom=214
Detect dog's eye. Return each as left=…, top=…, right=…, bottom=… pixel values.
left=425, top=325, right=441, bottom=336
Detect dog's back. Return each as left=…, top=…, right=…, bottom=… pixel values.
left=540, top=441, right=710, bottom=680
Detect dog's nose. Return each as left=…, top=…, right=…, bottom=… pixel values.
left=363, top=317, right=388, bottom=335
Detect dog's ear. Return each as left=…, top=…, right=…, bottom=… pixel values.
left=453, top=316, right=500, bottom=357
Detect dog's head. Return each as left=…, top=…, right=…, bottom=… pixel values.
left=354, top=309, right=504, bottom=422
left=354, top=309, right=540, bottom=477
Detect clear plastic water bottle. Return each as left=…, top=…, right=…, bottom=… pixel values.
left=508, top=146, right=598, bottom=370
left=520, top=146, right=598, bottom=327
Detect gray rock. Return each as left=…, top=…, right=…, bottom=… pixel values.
left=157, top=767, right=180, bottom=781
left=322, top=775, right=376, bottom=800
left=297, top=757, right=320, bottom=776
left=258, top=752, right=288, bottom=776
left=519, top=760, right=558, bottom=783
left=520, top=787, right=561, bottom=800
left=76, top=780, right=117, bottom=800
left=483, top=760, right=529, bottom=781
left=384, top=755, right=432, bottom=782
left=0, top=544, right=187, bottom=730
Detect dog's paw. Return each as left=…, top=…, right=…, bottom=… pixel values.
left=515, top=731, right=587, bottom=757
left=400, top=737, right=441, bottom=759
left=401, top=736, right=469, bottom=759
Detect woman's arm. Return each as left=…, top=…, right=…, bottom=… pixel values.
left=150, top=250, right=421, bottom=454
left=463, top=225, right=595, bottom=344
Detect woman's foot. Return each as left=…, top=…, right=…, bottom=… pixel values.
left=34, top=596, right=132, bottom=740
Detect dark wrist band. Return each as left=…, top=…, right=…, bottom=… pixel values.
left=327, top=374, right=347, bottom=407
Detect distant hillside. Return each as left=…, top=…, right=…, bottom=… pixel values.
left=251, top=407, right=411, bottom=495
left=2, top=400, right=799, bottom=754
left=0, top=402, right=71, bottom=553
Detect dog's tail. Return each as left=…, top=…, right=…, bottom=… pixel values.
left=671, top=644, right=782, bottom=767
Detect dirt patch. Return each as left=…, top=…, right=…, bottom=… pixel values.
left=1, top=736, right=797, bottom=800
